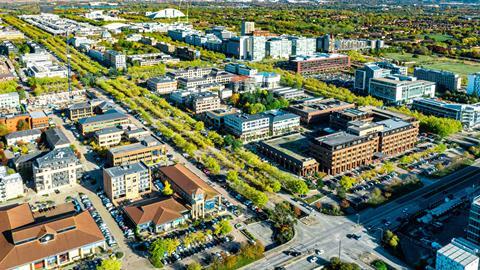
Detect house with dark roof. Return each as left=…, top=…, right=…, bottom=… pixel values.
left=44, top=128, right=70, bottom=149
left=123, top=197, right=188, bottom=233
left=158, top=164, right=221, bottom=219
left=0, top=203, right=105, bottom=270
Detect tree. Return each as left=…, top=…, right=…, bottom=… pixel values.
left=96, top=258, right=122, bottom=270
left=0, top=124, right=8, bottom=136
left=16, top=120, right=30, bottom=131
left=194, top=121, right=204, bottom=131
left=149, top=238, right=179, bottom=268
left=163, top=180, right=173, bottom=195
left=339, top=176, right=356, bottom=190
left=187, top=262, right=202, bottom=270
left=214, top=219, right=232, bottom=236
left=373, top=260, right=388, bottom=270
left=383, top=230, right=399, bottom=249
left=226, top=170, right=238, bottom=182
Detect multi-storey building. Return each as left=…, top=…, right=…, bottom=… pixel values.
left=0, top=166, right=24, bottom=202
left=248, top=36, right=266, bottom=61
left=288, top=36, right=316, bottom=56
left=270, top=87, right=305, bottom=100
left=241, top=21, right=255, bottom=36
left=467, top=73, right=480, bottom=96
left=311, top=131, right=379, bottom=175
left=0, top=113, right=31, bottom=133
left=124, top=197, right=189, bottom=233
left=0, top=92, right=19, bottom=110
left=266, top=38, right=292, bottom=59
left=33, top=147, right=83, bottom=195
left=258, top=133, right=319, bottom=177
left=67, top=101, right=94, bottom=121
left=103, top=162, right=150, bottom=204
left=467, top=195, right=480, bottom=245
left=104, top=50, right=126, bottom=69
left=94, top=127, right=124, bottom=148
left=146, top=76, right=178, bottom=94
left=29, top=111, right=49, bottom=129
left=186, top=92, right=221, bottom=114
left=225, top=63, right=257, bottom=76
left=0, top=203, right=105, bottom=270
left=177, top=70, right=235, bottom=89
left=224, top=113, right=270, bottom=143
left=376, top=118, right=418, bottom=156
left=330, top=108, right=374, bottom=130
left=263, top=109, right=301, bottom=136
left=106, top=136, right=166, bottom=167
left=205, top=108, right=239, bottom=129
left=288, top=98, right=355, bottom=125
left=158, top=163, right=221, bottom=219
left=369, top=75, right=436, bottom=105
left=167, top=67, right=213, bottom=79
left=78, top=110, right=129, bottom=135
left=354, top=63, right=395, bottom=94
left=436, top=238, right=480, bottom=270
left=414, top=67, right=461, bottom=92
left=45, top=127, right=71, bottom=150
left=5, top=129, right=42, bottom=146
left=226, top=36, right=249, bottom=60
left=412, top=98, right=480, bottom=128
left=287, top=53, right=350, bottom=75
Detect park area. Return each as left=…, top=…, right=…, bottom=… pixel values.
left=383, top=52, right=480, bottom=77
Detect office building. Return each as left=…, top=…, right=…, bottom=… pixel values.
left=270, top=87, right=306, bottom=100
left=376, top=61, right=408, bottom=76
left=317, top=34, right=385, bottom=52
left=248, top=36, right=266, bottom=61
left=414, top=67, right=461, bottom=92
left=29, top=111, right=49, bottom=129
left=167, top=67, right=214, bottom=79
left=436, top=239, right=479, bottom=270
left=0, top=166, right=24, bottom=202
left=224, top=113, right=270, bottom=143
left=225, top=63, right=257, bottom=76
left=94, top=127, right=124, bottom=148
left=124, top=197, right=188, bottom=233
left=0, top=113, right=31, bottom=133
left=78, top=110, right=129, bottom=134
left=252, top=72, right=281, bottom=89
left=412, top=98, right=480, bottom=128
left=158, top=164, right=221, bottom=219
left=266, top=38, right=292, bottom=59
left=258, top=133, right=319, bottom=176
left=0, top=92, right=19, bottom=110
left=369, top=75, right=436, bottom=105
left=176, top=70, right=235, bottom=89
left=354, top=63, right=395, bottom=93
left=146, top=76, right=178, bottom=94
left=241, top=21, right=255, bottom=36
left=124, top=127, right=151, bottom=142
left=226, top=36, right=249, bottom=60
left=103, top=162, right=150, bottom=204
left=467, top=73, right=480, bottom=96
left=287, top=53, right=350, bottom=75
left=263, top=109, right=301, bottom=136
left=5, top=129, right=42, bottom=146
left=330, top=108, right=374, bottom=130
left=175, top=46, right=201, bottom=61
left=0, top=203, right=105, bottom=270
left=205, top=108, right=239, bottom=129
left=288, top=98, right=355, bottom=124
left=33, top=147, right=83, bottom=195
left=289, top=36, right=316, bottom=56
left=467, top=195, right=480, bottom=245
left=311, top=131, right=379, bottom=175
left=186, top=92, right=222, bottom=114
left=67, top=101, right=94, bottom=121
left=45, top=128, right=70, bottom=150
left=104, top=50, right=126, bottom=70
left=106, top=136, right=166, bottom=167
left=376, top=118, right=418, bottom=156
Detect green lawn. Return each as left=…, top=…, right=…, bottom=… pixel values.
left=417, top=33, right=453, bottom=42
left=383, top=52, right=480, bottom=76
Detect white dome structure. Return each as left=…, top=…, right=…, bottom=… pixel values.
left=146, top=8, right=185, bottom=19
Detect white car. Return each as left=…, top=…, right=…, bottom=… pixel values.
left=308, top=256, right=318, bottom=263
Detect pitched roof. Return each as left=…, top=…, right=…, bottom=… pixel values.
left=124, top=197, right=187, bottom=226
left=159, top=164, right=219, bottom=200
left=0, top=203, right=104, bottom=270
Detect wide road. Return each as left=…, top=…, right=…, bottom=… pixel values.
left=247, top=160, right=480, bottom=270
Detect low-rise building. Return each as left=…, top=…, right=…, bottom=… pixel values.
left=33, top=147, right=83, bottom=195
left=78, top=110, right=129, bottom=135
left=205, top=107, right=239, bottom=129
left=158, top=164, right=221, bottom=219
left=94, top=127, right=124, bottom=148
left=104, top=50, right=126, bottom=69
left=0, top=203, right=105, bottom=270
left=29, top=111, right=49, bottom=129
left=288, top=98, right=355, bottom=125
left=124, top=197, right=189, bottom=233
left=412, top=98, right=480, bottom=128
left=258, top=133, right=318, bottom=176
left=263, top=109, right=301, bottom=136
left=106, top=135, right=166, bottom=167
left=103, top=162, right=150, bottom=204
left=287, top=53, right=350, bottom=75
left=0, top=113, right=31, bottom=133
left=0, top=166, right=24, bottom=202
left=187, top=92, right=222, bottom=114
left=270, top=87, right=306, bottom=100
left=124, top=127, right=150, bottom=142
left=146, top=76, right=178, bottom=94
left=68, top=101, right=94, bottom=121
left=45, top=128, right=71, bottom=149
left=224, top=113, right=270, bottom=143
left=369, top=75, right=436, bottom=105
left=5, top=129, right=42, bottom=146
left=0, top=92, right=19, bottom=110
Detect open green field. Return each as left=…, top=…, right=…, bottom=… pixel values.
left=416, top=33, right=453, bottom=42
left=383, top=52, right=480, bottom=77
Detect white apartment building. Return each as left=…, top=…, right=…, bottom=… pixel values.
left=33, top=147, right=83, bottom=195
left=103, top=162, right=150, bottom=203
left=266, top=38, right=292, bottom=59
left=5, top=129, right=42, bottom=146
left=0, top=92, right=20, bottom=109
left=263, top=110, right=301, bottom=136
left=94, top=127, right=124, bottom=148
left=224, top=113, right=270, bottom=143
left=0, top=166, right=24, bottom=202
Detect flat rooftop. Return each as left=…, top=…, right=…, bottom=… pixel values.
left=315, top=131, right=362, bottom=147
left=261, top=133, right=315, bottom=164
